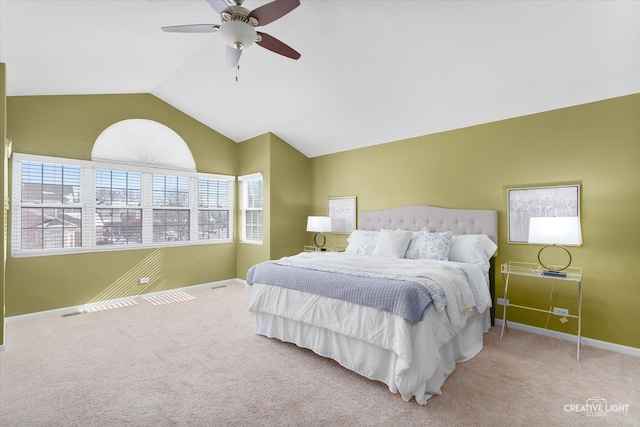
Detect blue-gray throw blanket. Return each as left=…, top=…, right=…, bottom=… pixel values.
left=246, top=262, right=434, bottom=325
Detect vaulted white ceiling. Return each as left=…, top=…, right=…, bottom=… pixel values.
left=1, top=1, right=638, bottom=158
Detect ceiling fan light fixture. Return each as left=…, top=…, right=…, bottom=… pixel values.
left=220, top=20, right=257, bottom=49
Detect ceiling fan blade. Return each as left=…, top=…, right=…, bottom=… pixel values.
left=161, top=24, right=220, bottom=33
left=256, top=32, right=301, bottom=60
left=205, top=0, right=230, bottom=15
left=249, top=0, right=300, bottom=26
left=226, top=45, right=242, bottom=68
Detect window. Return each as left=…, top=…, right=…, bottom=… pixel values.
left=152, top=174, right=190, bottom=243
left=198, top=178, right=231, bottom=240
left=95, top=169, right=142, bottom=245
left=20, top=162, right=82, bottom=250
left=238, top=173, right=263, bottom=243
left=12, top=153, right=235, bottom=257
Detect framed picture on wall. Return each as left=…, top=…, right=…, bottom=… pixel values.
left=328, top=196, right=357, bottom=234
left=507, top=184, right=580, bottom=243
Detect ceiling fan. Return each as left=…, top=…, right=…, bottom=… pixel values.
left=162, top=0, right=301, bottom=68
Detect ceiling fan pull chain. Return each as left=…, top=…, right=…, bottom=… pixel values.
left=236, top=64, right=240, bottom=82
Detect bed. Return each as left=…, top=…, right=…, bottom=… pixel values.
left=245, top=205, right=498, bottom=404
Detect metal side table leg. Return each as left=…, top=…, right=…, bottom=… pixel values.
left=577, top=280, right=582, bottom=361
left=500, top=272, right=510, bottom=341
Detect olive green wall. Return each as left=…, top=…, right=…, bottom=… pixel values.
left=269, top=134, right=311, bottom=260
left=0, top=64, right=7, bottom=347
left=311, top=94, right=640, bottom=350
left=5, top=94, right=239, bottom=316
left=235, top=133, right=311, bottom=279
left=236, top=134, right=271, bottom=279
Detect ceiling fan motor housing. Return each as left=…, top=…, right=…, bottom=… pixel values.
left=220, top=6, right=259, bottom=49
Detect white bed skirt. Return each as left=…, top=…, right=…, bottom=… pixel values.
left=252, top=309, right=489, bottom=405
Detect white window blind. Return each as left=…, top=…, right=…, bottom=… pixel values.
left=238, top=173, right=263, bottom=244
left=198, top=178, right=233, bottom=241
left=95, top=169, right=142, bottom=246
left=12, top=153, right=235, bottom=257
left=152, top=174, right=190, bottom=243
left=19, top=161, right=83, bottom=250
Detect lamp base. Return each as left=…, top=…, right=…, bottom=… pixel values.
left=537, top=245, right=572, bottom=272
left=313, top=232, right=327, bottom=250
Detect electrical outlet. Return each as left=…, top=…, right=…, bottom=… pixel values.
left=496, top=298, right=509, bottom=306
left=139, top=277, right=150, bottom=284
left=553, top=307, right=569, bottom=316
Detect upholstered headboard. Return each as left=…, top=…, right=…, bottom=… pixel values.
left=357, top=205, right=498, bottom=245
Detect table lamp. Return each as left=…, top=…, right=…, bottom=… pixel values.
left=307, top=216, right=332, bottom=251
left=528, top=216, right=582, bottom=277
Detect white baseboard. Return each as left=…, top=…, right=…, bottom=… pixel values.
left=5, top=278, right=243, bottom=324
left=495, top=319, right=640, bottom=358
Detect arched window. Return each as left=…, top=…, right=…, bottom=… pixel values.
left=91, top=119, right=196, bottom=171
left=12, top=120, right=234, bottom=257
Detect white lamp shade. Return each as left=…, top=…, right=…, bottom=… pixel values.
left=307, top=216, right=332, bottom=233
left=528, top=217, right=582, bottom=245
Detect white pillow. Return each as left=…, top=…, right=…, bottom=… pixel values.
left=373, top=229, right=413, bottom=258
left=345, top=230, right=379, bottom=255
left=404, top=230, right=452, bottom=261
left=449, top=234, right=498, bottom=270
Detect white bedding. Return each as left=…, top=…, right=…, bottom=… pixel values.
left=246, top=252, right=492, bottom=404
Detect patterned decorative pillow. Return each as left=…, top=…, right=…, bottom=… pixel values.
left=405, top=227, right=428, bottom=259
left=357, top=232, right=380, bottom=255
left=345, top=230, right=379, bottom=255
left=404, top=230, right=453, bottom=260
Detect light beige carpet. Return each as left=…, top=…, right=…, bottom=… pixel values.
left=1, top=283, right=638, bottom=426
